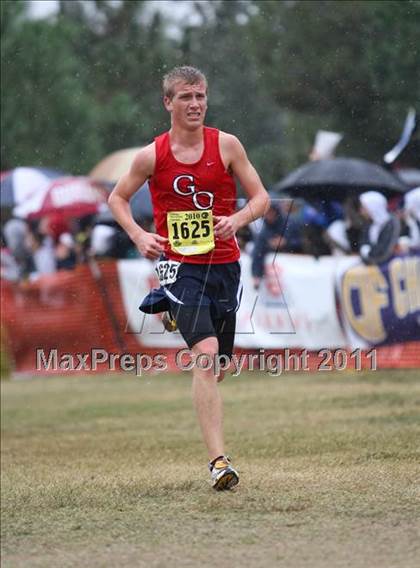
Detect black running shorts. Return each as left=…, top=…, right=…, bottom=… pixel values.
left=164, top=261, right=242, bottom=358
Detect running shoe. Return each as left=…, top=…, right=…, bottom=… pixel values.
left=208, top=456, right=239, bottom=490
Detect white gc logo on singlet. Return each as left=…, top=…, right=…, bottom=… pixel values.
left=173, top=175, right=214, bottom=210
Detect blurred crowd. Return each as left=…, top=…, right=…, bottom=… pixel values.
left=0, top=209, right=153, bottom=281
left=1, top=187, right=419, bottom=283
left=246, top=187, right=420, bottom=288
left=2, top=120, right=419, bottom=283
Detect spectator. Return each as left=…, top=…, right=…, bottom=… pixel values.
left=359, top=191, right=400, bottom=265
left=402, top=187, right=420, bottom=250
left=108, top=227, right=136, bottom=258
left=325, top=196, right=366, bottom=255
left=55, top=232, right=77, bottom=270
left=251, top=198, right=303, bottom=289
left=74, top=214, right=96, bottom=264
left=45, top=214, right=70, bottom=243
left=1, top=231, right=20, bottom=281
left=90, top=224, right=117, bottom=257
left=325, top=220, right=350, bottom=256
left=301, top=199, right=343, bottom=257
left=26, top=227, right=56, bottom=278
left=236, top=223, right=253, bottom=252
left=3, top=218, right=31, bottom=276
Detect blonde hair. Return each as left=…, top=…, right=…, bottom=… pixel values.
left=163, top=66, right=207, bottom=99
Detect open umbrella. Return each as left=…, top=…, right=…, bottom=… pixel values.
left=130, top=182, right=153, bottom=219
left=13, top=177, right=108, bottom=220
left=89, top=148, right=153, bottom=220
left=93, top=181, right=153, bottom=222
left=274, top=158, right=408, bottom=199
left=1, top=167, right=65, bottom=209
left=89, top=147, right=143, bottom=182
left=395, top=168, right=420, bottom=189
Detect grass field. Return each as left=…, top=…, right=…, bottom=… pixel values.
left=1, top=369, right=420, bottom=567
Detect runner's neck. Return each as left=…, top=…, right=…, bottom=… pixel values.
left=169, top=125, right=204, bottom=147
left=169, top=125, right=205, bottom=164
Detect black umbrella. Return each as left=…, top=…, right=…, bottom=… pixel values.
left=96, top=181, right=153, bottom=221
left=129, top=182, right=153, bottom=220
left=395, top=168, right=420, bottom=189
left=274, top=158, right=408, bottom=200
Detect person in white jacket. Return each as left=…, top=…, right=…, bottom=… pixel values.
left=359, top=191, right=400, bottom=265
left=403, top=187, right=420, bottom=250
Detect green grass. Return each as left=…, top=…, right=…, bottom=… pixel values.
left=2, top=370, right=420, bottom=567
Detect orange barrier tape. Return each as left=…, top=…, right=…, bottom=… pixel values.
left=1, top=260, right=419, bottom=375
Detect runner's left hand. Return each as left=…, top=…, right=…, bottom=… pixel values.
left=213, top=215, right=239, bottom=240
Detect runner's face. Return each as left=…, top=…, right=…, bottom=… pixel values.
left=164, top=81, right=208, bottom=129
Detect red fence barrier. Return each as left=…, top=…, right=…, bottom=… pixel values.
left=1, top=260, right=419, bottom=375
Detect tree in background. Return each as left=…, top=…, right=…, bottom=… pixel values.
left=247, top=0, right=420, bottom=167
left=1, top=0, right=102, bottom=173
left=58, top=0, right=176, bottom=151
left=1, top=0, right=175, bottom=173
left=177, top=0, right=284, bottom=187
left=1, top=0, right=419, bottom=183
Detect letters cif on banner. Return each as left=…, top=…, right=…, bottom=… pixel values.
left=337, top=253, right=420, bottom=348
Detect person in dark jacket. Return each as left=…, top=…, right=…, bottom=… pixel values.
left=301, top=198, right=343, bottom=257
left=251, top=198, right=303, bottom=289
left=325, top=195, right=366, bottom=255
left=359, top=191, right=400, bottom=265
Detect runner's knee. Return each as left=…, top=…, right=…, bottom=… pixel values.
left=191, top=337, right=219, bottom=379
left=192, top=336, right=219, bottom=358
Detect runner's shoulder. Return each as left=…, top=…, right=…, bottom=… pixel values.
left=218, top=131, right=246, bottom=163
left=219, top=130, right=241, bottom=147
left=130, top=142, right=156, bottom=178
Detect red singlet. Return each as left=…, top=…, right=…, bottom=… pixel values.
left=149, top=126, right=240, bottom=264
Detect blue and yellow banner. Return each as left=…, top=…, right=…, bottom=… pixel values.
left=339, top=253, right=420, bottom=347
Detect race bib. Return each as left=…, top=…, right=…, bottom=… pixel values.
left=167, top=210, right=215, bottom=256
left=156, top=259, right=180, bottom=286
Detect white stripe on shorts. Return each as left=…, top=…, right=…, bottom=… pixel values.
left=163, top=287, right=184, bottom=305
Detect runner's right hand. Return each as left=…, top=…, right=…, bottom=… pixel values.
left=133, top=232, right=168, bottom=260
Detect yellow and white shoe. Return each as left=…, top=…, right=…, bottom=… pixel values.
left=208, top=456, right=239, bottom=491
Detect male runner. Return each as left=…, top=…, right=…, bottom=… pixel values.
left=108, top=66, right=269, bottom=490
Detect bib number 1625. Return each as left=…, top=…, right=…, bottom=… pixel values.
left=167, top=210, right=215, bottom=256
left=170, top=218, right=211, bottom=240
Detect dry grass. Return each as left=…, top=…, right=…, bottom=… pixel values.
left=1, top=369, right=420, bottom=567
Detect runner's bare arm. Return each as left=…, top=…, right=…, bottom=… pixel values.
left=108, top=144, right=168, bottom=260
left=214, top=133, right=269, bottom=239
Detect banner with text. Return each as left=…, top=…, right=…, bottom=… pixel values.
left=118, top=254, right=347, bottom=350
left=117, top=253, right=420, bottom=351
left=337, top=254, right=420, bottom=349
left=2, top=254, right=419, bottom=374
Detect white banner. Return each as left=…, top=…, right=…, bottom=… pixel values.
left=235, top=254, right=346, bottom=349
left=117, top=253, right=347, bottom=350
left=117, top=259, right=185, bottom=348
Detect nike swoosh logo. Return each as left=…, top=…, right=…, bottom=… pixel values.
left=206, top=161, right=215, bottom=166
